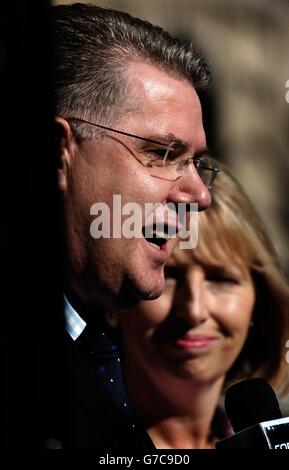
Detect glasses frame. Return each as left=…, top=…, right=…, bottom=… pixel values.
left=64, top=116, right=219, bottom=186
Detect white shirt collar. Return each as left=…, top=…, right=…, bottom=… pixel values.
left=64, top=296, right=86, bottom=341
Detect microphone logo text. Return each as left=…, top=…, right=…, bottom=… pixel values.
left=274, top=442, right=289, bottom=449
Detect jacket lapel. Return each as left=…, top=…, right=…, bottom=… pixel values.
left=64, top=334, right=153, bottom=449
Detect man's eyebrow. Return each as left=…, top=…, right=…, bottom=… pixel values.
left=195, top=147, right=208, bottom=157
left=143, top=133, right=190, bottom=148
left=141, top=132, right=208, bottom=156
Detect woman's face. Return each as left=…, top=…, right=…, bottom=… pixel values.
left=118, top=255, right=255, bottom=385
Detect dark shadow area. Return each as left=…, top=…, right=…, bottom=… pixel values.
left=1, top=1, right=64, bottom=448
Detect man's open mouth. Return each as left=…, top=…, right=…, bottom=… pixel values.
left=142, top=223, right=176, bottom=250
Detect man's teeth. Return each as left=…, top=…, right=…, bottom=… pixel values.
left=142, top=225, right=174, bottom=249
left=146, top=229, right=170, bottom=240
left=154, top=230, right=170, bottom=240
left=148, top=241, right=161, bottom=250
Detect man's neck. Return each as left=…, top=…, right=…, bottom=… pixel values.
left=64, top=285, right=105, bottom=324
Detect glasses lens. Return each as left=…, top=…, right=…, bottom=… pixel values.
left=198, top=168, right=217, bottom=189
left=147, top=166, right=176, bottom=181
left=144, top=146, right=178, bottom=180
left=196, top=157, right=219, bottom=188
left=148, top=155, right=219, bottom=188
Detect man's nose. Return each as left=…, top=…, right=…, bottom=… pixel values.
left=179, top=270, right=209, bottom=326
left=168, top=165, right=211, bottom=211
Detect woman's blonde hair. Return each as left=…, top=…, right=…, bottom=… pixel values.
left=173, top=163, right=289, bottom=396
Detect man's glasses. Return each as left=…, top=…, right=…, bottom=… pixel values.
left=65, top=117, right=219, bottom=189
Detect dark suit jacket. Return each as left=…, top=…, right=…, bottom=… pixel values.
left=59, top=334, right=155, bottom=450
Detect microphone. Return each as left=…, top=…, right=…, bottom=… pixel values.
left=216, top=378, right=289, bottom=449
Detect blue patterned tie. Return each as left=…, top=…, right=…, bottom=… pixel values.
left=76, top=321, right=136, bottom=424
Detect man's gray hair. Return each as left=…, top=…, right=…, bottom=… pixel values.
left=51, top=3, right=211, bottom=139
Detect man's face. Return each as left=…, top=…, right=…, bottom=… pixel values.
left=60, top=61, right=211, bottom=308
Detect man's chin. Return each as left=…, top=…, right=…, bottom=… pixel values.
left=143, top=285, right=164, bottom=300
left=118, top=270, right=165, bottom=306
left=134, top=276, right=165, bottom=302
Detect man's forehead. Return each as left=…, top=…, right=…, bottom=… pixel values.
left=126, top=60, right=198, bottom=104
left=122, top=61, right=205, bottom=148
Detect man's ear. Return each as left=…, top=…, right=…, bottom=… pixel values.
left=55, top=117, right=75, bottom=192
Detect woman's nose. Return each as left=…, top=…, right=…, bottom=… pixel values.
left=178, top=269, right=209, bottom=326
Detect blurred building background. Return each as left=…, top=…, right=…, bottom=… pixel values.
left=54, top=0, right=289, bottom=279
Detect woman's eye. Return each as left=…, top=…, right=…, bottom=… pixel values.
left=206, top=274, right=239, bottom=285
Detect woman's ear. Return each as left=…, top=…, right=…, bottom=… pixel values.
left=55, top=117, right=75, bottom=192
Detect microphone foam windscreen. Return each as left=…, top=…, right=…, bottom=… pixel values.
left=224, top=378, right=282, bottom=433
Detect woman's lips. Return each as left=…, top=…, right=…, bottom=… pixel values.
left=155, top=331, right=220, bottom=358
left=173, top=334, right=218, bottom=351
